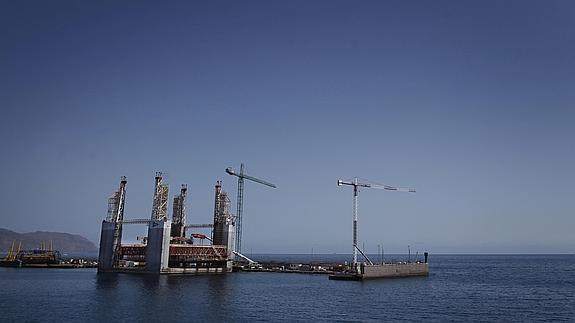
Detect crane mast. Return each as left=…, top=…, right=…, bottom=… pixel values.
left=338, top=177, right=415, bottom=268
left=236, top=165, right=245, bottom=255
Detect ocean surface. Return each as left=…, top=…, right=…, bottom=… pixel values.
left=1, top=255, right=574, bottom=322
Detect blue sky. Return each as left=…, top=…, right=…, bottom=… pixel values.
left=1, top=0, right=574, bottom=254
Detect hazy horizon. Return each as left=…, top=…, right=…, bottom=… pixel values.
left=1, top=0, right=573, bottom=254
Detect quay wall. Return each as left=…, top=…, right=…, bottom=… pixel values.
left=361, top=263, right=428, bottom=279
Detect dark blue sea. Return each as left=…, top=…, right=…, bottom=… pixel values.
left=1, top=255, right=574, bottom=322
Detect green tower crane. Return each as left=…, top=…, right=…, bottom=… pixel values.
left=226, top=164, right=276, bottom=258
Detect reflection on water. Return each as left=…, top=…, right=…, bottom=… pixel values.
left=95, top=272, right=119, bottom=290
left=92, top=272, right=235, bottom=321
left=205, top=274, right=232, bottom=317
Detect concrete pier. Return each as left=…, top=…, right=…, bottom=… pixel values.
left=361, top=262, right=429, bottom=279
left=329, top=262, right=429, bottom=280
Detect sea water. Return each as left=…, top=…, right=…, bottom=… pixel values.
left=1, top=255, right=573, bottom=322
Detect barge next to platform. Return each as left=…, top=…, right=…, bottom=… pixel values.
left=329, top=255, right=429, bottom=280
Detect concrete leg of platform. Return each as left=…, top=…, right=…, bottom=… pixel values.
left=145, top=220, right=171, bottom=273
left=97, top=221, right=115, bottom=272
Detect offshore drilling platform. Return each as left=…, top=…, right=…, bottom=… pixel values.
left=98, top=173, right=240, bottom=274
left=98, top=170, right=428, bottom=279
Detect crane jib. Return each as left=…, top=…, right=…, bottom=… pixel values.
left=225, top=167, right=276, bottom=188
left=242, top=174, right=277, bottom=188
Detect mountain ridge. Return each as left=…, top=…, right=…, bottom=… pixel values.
left=0, top=228, right=98, bottom=253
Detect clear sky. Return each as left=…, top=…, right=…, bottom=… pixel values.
left=1, top=0, right=574, bottom=254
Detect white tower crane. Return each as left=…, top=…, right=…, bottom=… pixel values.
left=337, top=177, right=415, bottom=267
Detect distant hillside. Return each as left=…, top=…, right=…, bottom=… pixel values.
left=0, top=228, right=98, bottom=253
